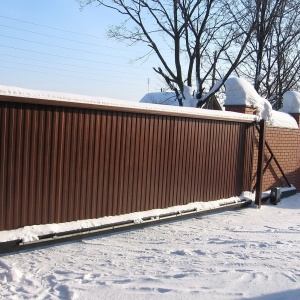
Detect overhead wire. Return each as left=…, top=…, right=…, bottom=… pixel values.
left=0, top=15, right=105, bottom=39
left=0, top=45, right=150, bottom=69
left=0, top=15, right=166, bottom=63
left=0, top=59, right=146, bottom=81
left=0, top=14, right=166, bottom=97
left=0, top=65, right=144, bottom=86
left=0, top=53, right=146, bottom=75
left=0, top=34, right=136, bottom=59
left=0, top=24, right=141, bottom=53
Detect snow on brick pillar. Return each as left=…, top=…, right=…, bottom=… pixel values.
left=223, top=78, right=264, bottom=116
left=224, top=105, right=257, bottom=115
left=281, top=91, right=300, bottom=128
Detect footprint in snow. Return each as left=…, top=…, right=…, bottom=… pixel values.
left=169, top=250, right=187, bottom=256
left=157, top=287, right=172, bottom=293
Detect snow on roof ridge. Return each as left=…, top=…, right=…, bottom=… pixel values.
left=0, top=84, right=256, bottom=122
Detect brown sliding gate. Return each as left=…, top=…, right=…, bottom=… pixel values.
left=0, top=97, right=255, bottom=231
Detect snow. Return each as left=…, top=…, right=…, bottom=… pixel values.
left=280, top=91, right=300, bottom=114
left=224, top=77, right=272, bottom=120
left=0, top=84, right=256, bottom=122
left=0, top=84, right=124, bottom=104
left=0, top=197, right=245, bottom=243
left=224, top=77, right=298, bottom=129
left=140, top=92, right=181, bottom=106
left=1, top=193, right=300, bottom=299
left=139, top=86, right=198, bottom=108
left=268, top=110, right=298, bottom=129
left=139, top=83, right=222, bottom=109
left=225, top=77, right=267, bottom=107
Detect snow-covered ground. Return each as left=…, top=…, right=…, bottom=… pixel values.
left=1, top=194, right=300, bottom=300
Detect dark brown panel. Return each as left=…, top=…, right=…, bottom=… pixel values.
left=136, top=115, right=145, bottom=212
left=91, top=111, right=101, bottom=219
left=60, top=109, right=70, bottom=223
left=14, top=107, right=24, bottom=228
left=86, top=111, right=96, bottom=219
left=127, top=114, right=137, bottom=213
left=107, top=112, right=117, bottom=216
left=132, top=115, right=140, bottom=213
left=73, top=110, right=83, bottom=221
left=141, top=115, right=150, bottom=212
left=6, top=106, right=16, bottom=229
left=66, top=111, right=78, bottom=221
left=122, top=114, right=131, bottom=214
left=21, top=108, right=32, bottom=226
left=42, top=108, right=52, bottom=224
left=0, top=105, right=8, bottom=230
left=158, top=117, right=167, bottom=208
left=35, top=108, right=46, bottom=225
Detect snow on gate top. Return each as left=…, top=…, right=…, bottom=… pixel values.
left=0, top=84, right=255, bottom=123
left=0, top=80, right=299, bottom=128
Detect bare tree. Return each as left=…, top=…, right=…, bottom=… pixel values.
left=77, top=0, right=259, bottom=107
left=236, top=0, right=300, bottom=109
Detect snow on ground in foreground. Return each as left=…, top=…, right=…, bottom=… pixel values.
left=1, top=194, right=300, bottom=300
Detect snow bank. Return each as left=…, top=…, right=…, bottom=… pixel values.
left=0, top=196, right=251, bottom=243
left=280, top=91, right=300, bottom=114
left=0, top=84, right=255, bottom=122
left=224, top=77, right=298, bottom=129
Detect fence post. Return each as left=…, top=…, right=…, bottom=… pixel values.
left=255, top=119, right=266, bottom=208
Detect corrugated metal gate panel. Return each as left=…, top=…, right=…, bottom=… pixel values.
left=0, top=100, right=255, bottom=231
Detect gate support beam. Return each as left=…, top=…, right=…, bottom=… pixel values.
left=255, top=119, right=266, bottom=208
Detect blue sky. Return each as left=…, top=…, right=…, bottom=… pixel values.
left=0, top=0, right=163, bottom=101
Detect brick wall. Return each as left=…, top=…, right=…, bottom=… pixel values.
left=252, top=126, right=300, bottom=191
left=226, top=106, right=300, bottom=191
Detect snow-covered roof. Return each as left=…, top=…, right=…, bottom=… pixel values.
left=139, top=89, right=198, bottom=108
left=224, top=77, right=298, bottom=129
left=140, top=92, right=180, bottom=106
left=0, top=84, right=256, bottom=123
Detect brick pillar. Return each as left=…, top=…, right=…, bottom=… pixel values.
left=224, top=105, right=257, bottom=115
left=290, top=113, right=300, bottom=127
